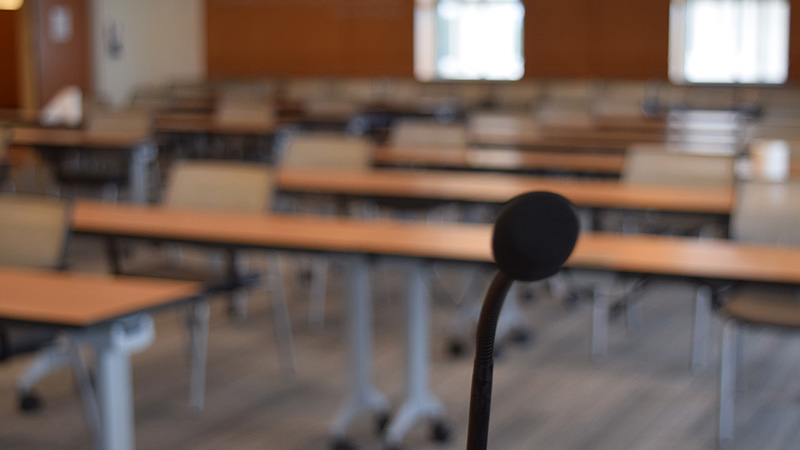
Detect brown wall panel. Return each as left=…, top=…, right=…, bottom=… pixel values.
left=587, top=0, right=670, bottom=79
left=0, top=10, right=19, bottom=108
left=206, top=0, right=413, bottom=78
left=789, top=0, right=800, bottom=83
left=523, top=0, right=592, bottom=78
left=206, top=0, right=800, bottom=83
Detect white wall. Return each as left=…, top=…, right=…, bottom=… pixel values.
left=91, top=0, right=205, bottom=106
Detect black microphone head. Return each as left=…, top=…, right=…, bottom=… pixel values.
left=492, top=191, right=579, bottom=282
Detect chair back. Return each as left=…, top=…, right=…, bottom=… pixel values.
left=467, top=111, right=539, bottom=141
left=731, top=181, right=800, bottom=246
left=164, top=160, right=274, bottom=213
left=214, top=98, right=275, bottom=129
left=86, top=108, right=153, bottom=136
left=281, top=133, right=372, bottom=171
left=0, top=195, right=71, bottom=269
left=622, top=149, right=734, bottom=188
left=0, top=125, right=9, bottom=162
left=388, top=119, right=467, bottom=148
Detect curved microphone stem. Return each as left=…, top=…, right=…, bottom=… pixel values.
left=466, top=270, right=514, bottom=450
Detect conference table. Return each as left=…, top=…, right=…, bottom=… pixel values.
left=372, top=146, right=626, bottom=177
left=468, top=116, right=741, bottom=152
left=10, top=127, right=156, bottom=203
left=0, top=267, right=201, bottom=450
left=69, top=199, right=800, bottom=448
left=154, top=112, right=278, bottom=136
left=276, top=168, right=734, bottom=218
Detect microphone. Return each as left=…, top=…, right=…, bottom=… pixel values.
left=467, top=191, right=579, bottom=450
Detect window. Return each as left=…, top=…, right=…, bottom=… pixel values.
left=414, top=0, right=525, bottom=81
left=669, top=0, right=790, bottom=84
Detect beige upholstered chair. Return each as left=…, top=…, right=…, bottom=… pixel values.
left=53, top=108, right=156, bottom=201
left=388, top=118, right=468, bottom=149
left=164, top=160, right=274, bottom=212
left=281, top=132, right=372, bottom=171
left=214, top=98, right=276, bottom=130
left=279, top=133, right=373, bottom=328
left=717, top=181, right=800, bottom=444
left=0, top=126, right=12, bottom=192
left=121, top=160, right=295, bottom=409
left=467, top=111, right=539, bottom=144
left=618, top=149, right=735, bottom=236
left=622, top=149, right=735, bottom=188
left=0, top=194, right=101, bottom=440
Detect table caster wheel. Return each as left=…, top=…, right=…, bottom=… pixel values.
left=447, top=339, right=466, bottom=357
left=375, top=411, right=391, bottom=434
left=331, top=438, right=358, bottom=450
left=18, top=391, right=42, bottom=412
left=510, top=328, right=533, bottom=345
left=431, top=421, right=452, bottom=443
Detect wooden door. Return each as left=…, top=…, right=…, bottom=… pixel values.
left=35, top=0, right=90, bottom=105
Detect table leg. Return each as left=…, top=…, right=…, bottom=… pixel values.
left=330, top=255, right=390, bottom=443
left=692, top=284, right=712, bottom=373
left=128, top=142, right=155, bottom=204
left=384, top=261, right=447, bottom=448
left=90, top=322, right=137, bottom=450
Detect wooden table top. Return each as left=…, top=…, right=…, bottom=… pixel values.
left=0, top=267, right=201, bottom=327
left=154, top=113, right=277, bottom=135
left=11, top=127, right=150, bottom=148
left=71, top=201, right=800, bottom=285
left=470, top=128, right=739, bottom=151
left=276, top=168, right=734, bottom=214
left=373, top=146, right=625, bottom=175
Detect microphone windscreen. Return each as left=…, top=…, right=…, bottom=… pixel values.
left=492, top=191, right=579, bottom=282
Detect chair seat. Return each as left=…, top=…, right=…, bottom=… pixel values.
left=122, top=263, right=261, bottom=295
left=723, top=286, right=800, bottom=328
left=0, top=326, right=58, bottom=361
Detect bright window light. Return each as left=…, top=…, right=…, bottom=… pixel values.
left=415, top=0, right=524, bottom=81
left=670, top=0, right=789, bottom=84
left=0, top=0, right=23, bottom=11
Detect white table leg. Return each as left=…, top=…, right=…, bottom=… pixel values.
left=330, top=255, right=390, bottom=442
left=692, top=284, right=712, bottom=373
left=592, top=283, right=611, bottom=362
left=385, top=261, right=447, bottom=448
left=90, top=322, right=138, bottom=450
left=128, top=141, right=155, bottom=204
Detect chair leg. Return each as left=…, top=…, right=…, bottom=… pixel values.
left=719, top=320, right=739, bottom=445
left=16, top=344, right=74, bottom=395
left=692, top=284, right=713, bottom=373
left=592, top=283, right=611, bottom=362
left=66, top=340, right=102, bottom=445
left=308, top=254, right=329, bottom=330
left=186, top=299, right=210, bottom=412
left=266, top=252, right=297, bottom=374
left=229, top=252, right=250, bottom=321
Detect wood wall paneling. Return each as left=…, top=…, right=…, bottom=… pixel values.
left=206, top=0, right=800, bottom=83
left=0, top=10, right=19, bottom=108
left=206, top=0, right=413, bottom=78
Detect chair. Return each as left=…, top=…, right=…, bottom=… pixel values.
left=212, top=97, right=276, bottom=161
left=617, top=148, right=735, bottom=236
left=278, top=133, right=373, bottom=328
left=387, top=118, right=467, bottom=149
left=0, top=126, right=11, bottom=192
left=118, top=160, right=295, bottom=409
left=466, top=111, right=540, bottom=147
left=0, top=194, right=100, bottom=441
left=51, top=108, right=157, bottom=201
left=717, top=181, right=800, bottom=444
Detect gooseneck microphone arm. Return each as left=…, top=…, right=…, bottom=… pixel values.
left=467, top=271, right=513, bottom=450
left=465, top=191, right=580, bottom=450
